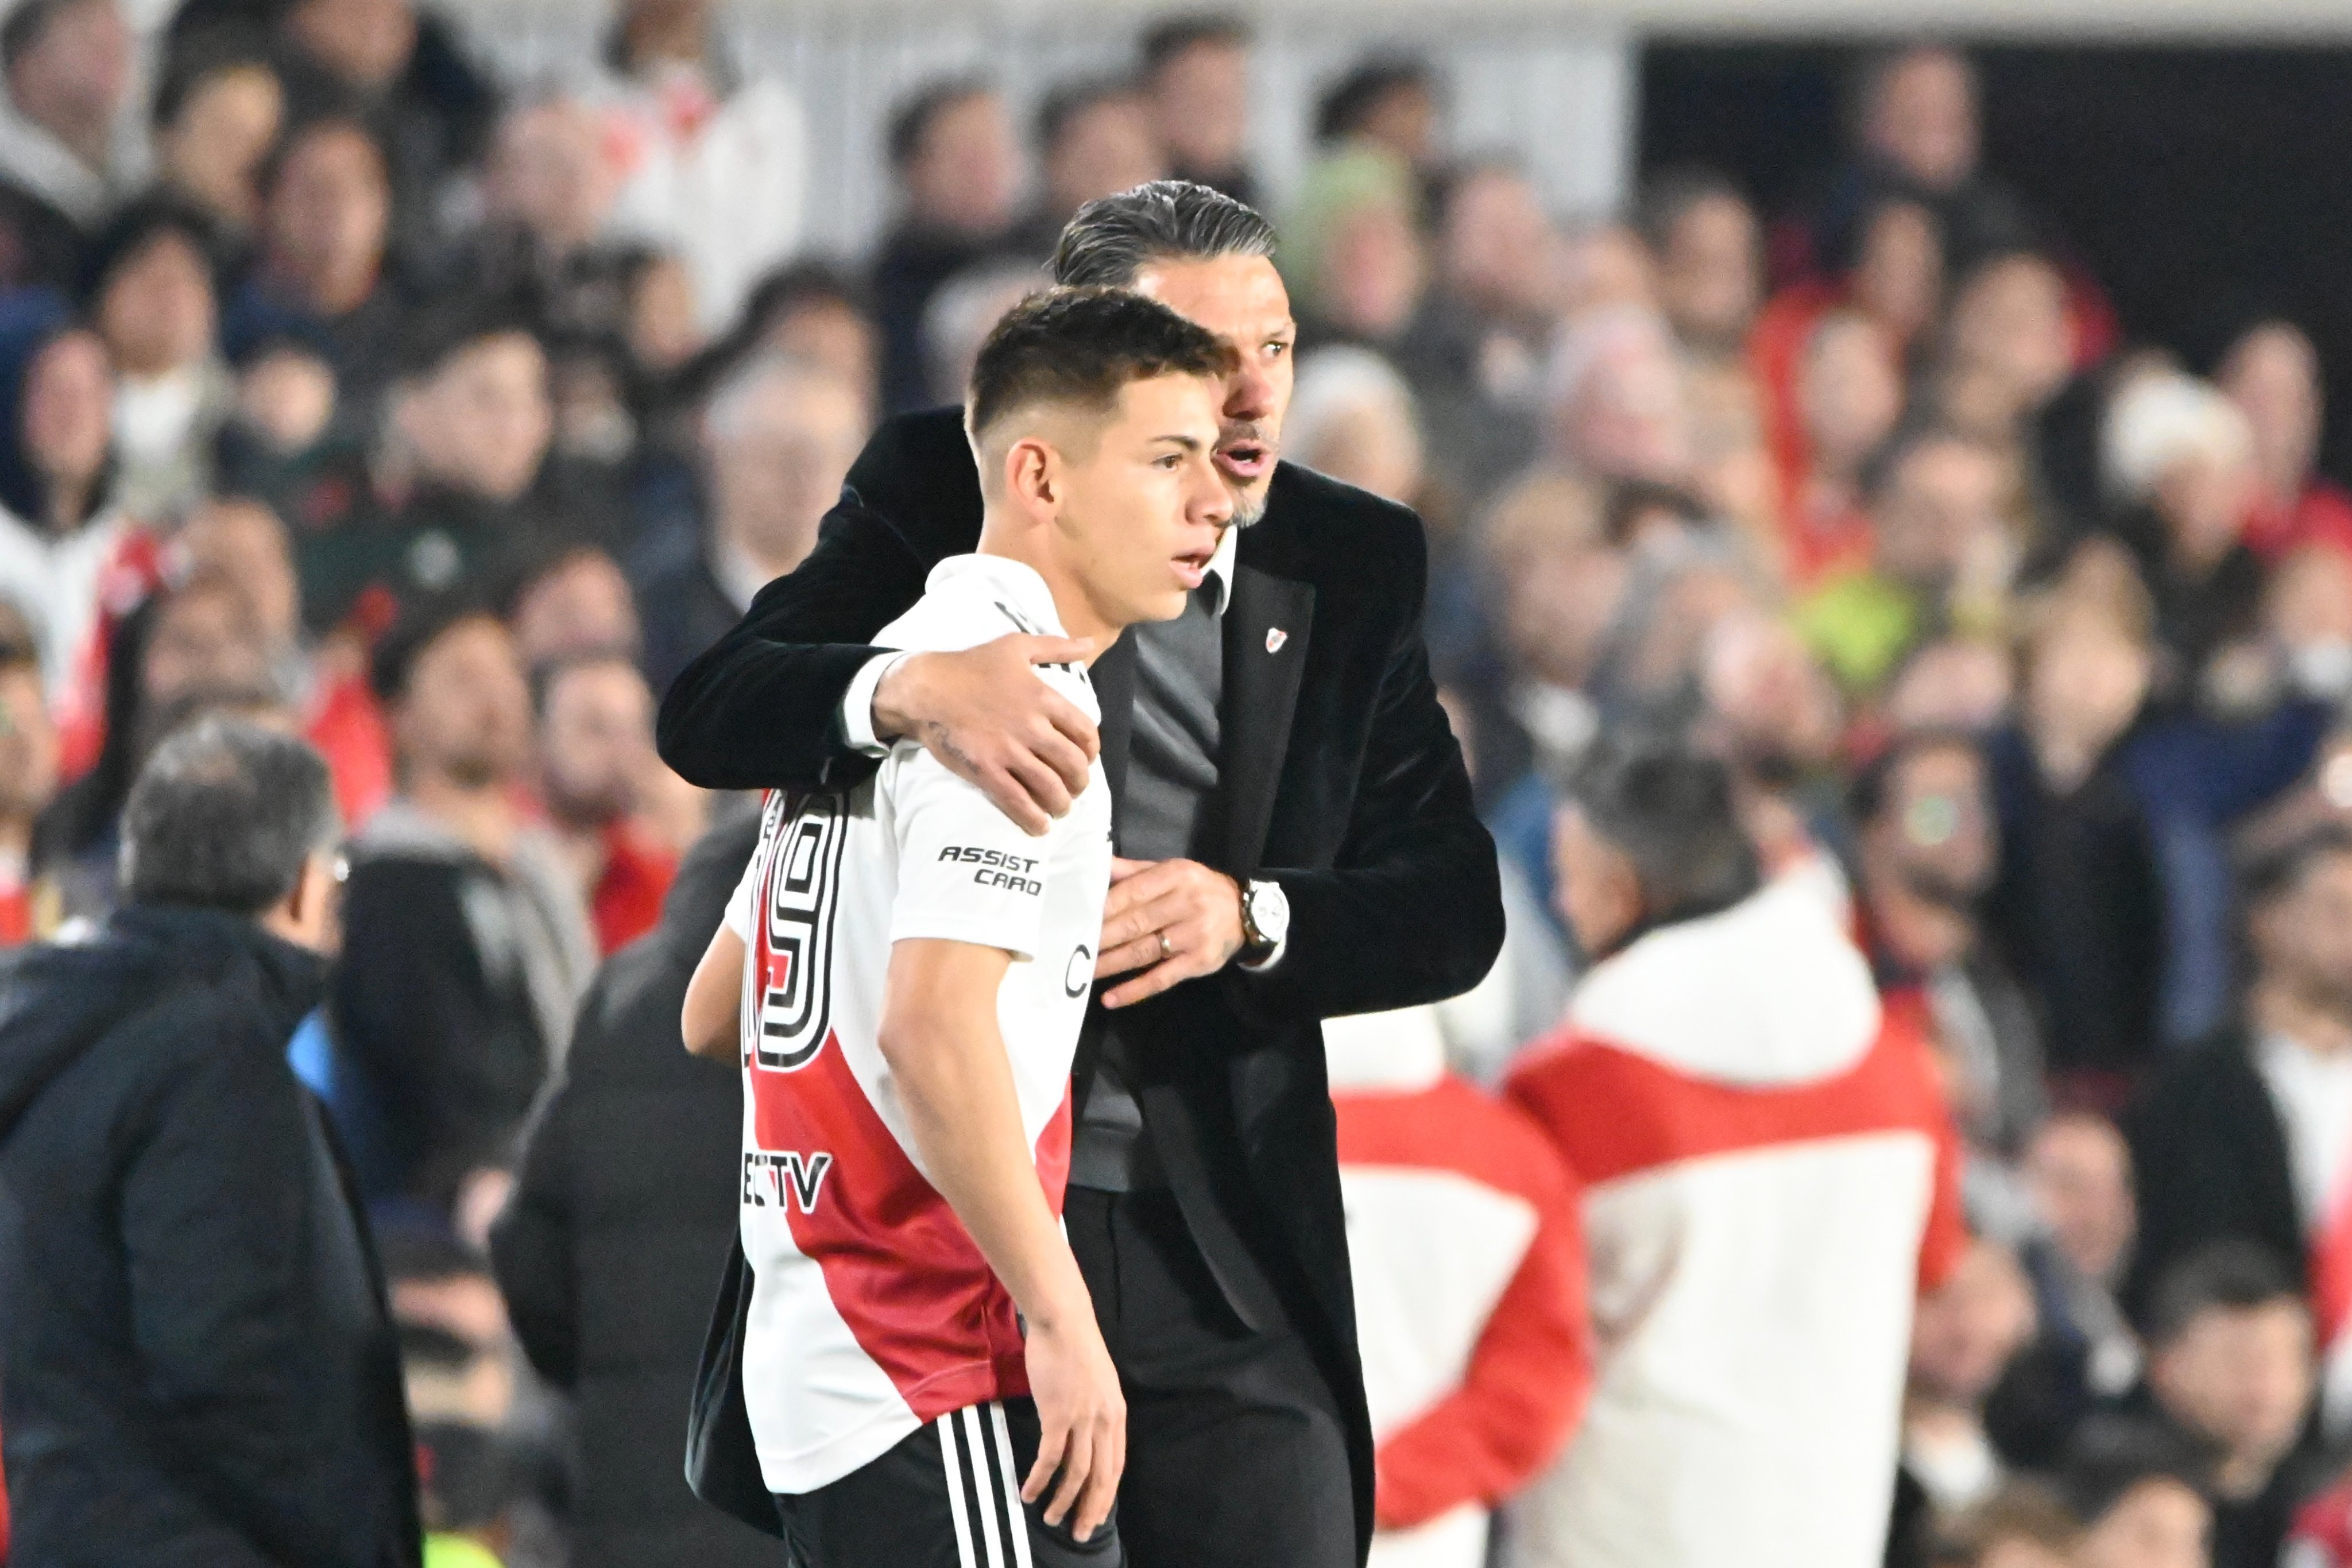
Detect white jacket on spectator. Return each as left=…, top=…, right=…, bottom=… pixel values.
left=1502, top=876, right=1966, bottom=1568
left=590, top=61, right=806, bottom=334
left=1325, top=1005, right=1590, bottom=1568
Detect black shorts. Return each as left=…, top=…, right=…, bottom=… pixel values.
left=773, top=1397, right=1124, bottom=1568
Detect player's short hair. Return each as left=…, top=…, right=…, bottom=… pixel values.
left=1053, top=179, right=1275, bottom=291
left=1566, top=733, right=1762, bottom=927
left=965, top=287, right=1235, bottom=445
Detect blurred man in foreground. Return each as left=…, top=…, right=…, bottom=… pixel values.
left=1504, top=737, right=1965, bottom=1568
left=0, top=719, right=419, bottom=1566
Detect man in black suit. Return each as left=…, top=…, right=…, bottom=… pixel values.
left=659, top=181, right=1502, bottom=1568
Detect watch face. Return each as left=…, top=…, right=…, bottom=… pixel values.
left=1249, top=880, right=1291, bottom=945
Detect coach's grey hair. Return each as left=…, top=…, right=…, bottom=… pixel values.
left=1052, top=179, right=1276, bottom=290
left=119, top=718, right=340, bottom=916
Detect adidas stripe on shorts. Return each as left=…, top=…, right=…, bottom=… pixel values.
left=770, top=1397, right=1123, bottom=1568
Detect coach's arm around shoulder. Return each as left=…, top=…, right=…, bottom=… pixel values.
left=879, top=938, right=1125, bottom=1543
left=657, top=417, right=1098, bottom=831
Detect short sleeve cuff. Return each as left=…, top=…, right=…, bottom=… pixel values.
left=841, top=652, right=913, bottom=756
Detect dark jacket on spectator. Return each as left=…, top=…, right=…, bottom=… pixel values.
left=490, top=812, right=770, bottom=1568
left=1986, top=699, right=2328, bottom=1082
left=633, top=543, right=746, bottom=699
left=331, top=804, right=597, bottom=1207
left=2123, top=1024, right=2303, bottom=1322
left=0, top=905, right=420, bottom=1568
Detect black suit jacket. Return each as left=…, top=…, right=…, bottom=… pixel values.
left=659, top=407, right=1505, bottom=1556
left=2123, top=1025, right=2305, bottom=1323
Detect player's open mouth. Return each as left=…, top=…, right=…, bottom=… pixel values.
left=1173, top=548, right=1214, bottom=589
left=1217, top=441, right=1272, bottom=481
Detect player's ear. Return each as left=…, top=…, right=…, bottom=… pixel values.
left=1005, top=435, right=1058, bottom=518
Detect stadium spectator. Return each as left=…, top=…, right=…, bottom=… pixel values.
left=2061, top=1418, right=2216, bottom=1568
left=1926, top=249, right=2075, bottom=494
left=1504, top=737, right=1964, bottom=1568
left=589, top=0, right=808, bottom=335
left=307, top=304, right=558, bottom=628
left=443, top=96, right=625, bottom=327
left=0, top=322, right=136, bottom=722
left=332, top=599, right=595, bottom=1209
left=83, top=196, right=233, bottom=517
left=268, top=0, right=498, bottom=214
left=150, top=37, right=284, bottom=251
left=1983, top=577, right=2165, bottom=1094
left=1285, top=346, right=1425, bottom=507
left=917, top=255, right=1045, bottom=407
left=1798, top=425, right=2013, bottom=697
left=1283, top=143, right=1425, bottom=350
left=1903, top=1237, right=2041, bottom=1521
left=1994, top=1112, right=2144, bottom=1469
left=0, top=719, right=420, bottom=1568
left=490, top=812, right=771, bottom=1568
left=2218, top=319, right=2352, bottom=563
left=223, top=114, right=409, bottom=402
left=1392, top=160, right=1556, bottom=506
left=506, top=543, right=639, bottom=668
left=1314, top=59, right=1441, bottom=175
left=535, top=651, right=674, bottom=955
left=1777, top=307, right=1905, bottom=588
left=1139, top=14, right=1257, bottom=207
left=185, top=493, right=396, bottom=827
left=1323, top=1004, right=1589, bottom=1568
left=1820, top=46, right=2033, bottom=276
left=1539, top=303, right=1693, bottom=491
left=2101, top=370, right=2266, bottom=697
left=2129, top=828, right=2352, bottom=1411
left=1852, top=730, right=2048, bottom=1171
left=35, top=570, right=280, bottom=920
left=730, top=258, right=880, bottom=416
left=869, top=77, right=1022, bottom=413
left=1640, top=168, right=1763, bottom=369
left=0, top=625, right=55, bottom=944
left=1018, top=77, right=1166, bottom=254
left=2141, top=1243, right=2321, bottom=1568
left=0, top=0, right=142, bottom=290
left=634, top=351, right=865, bottom=694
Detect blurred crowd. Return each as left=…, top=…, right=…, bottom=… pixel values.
left=0, top=1, right=2349, bottom=1565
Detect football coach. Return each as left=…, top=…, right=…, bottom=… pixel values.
left=659, top=180, right=1503, bottom=1568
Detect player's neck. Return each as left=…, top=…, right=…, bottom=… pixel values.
left=974, top=515, right=1118, bottom=655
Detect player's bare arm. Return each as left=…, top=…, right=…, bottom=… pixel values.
left=878, top=938, right=1125, bottom=1542
left=681, top=925, right=744, bottom=1059
left=872, top=635, right=1101, bottom=836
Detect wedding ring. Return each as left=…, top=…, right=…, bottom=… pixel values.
left=1158, top=932, right=1174, bottom=959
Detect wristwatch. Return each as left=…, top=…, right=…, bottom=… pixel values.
left=1237, top=877, right=1290, bottom=968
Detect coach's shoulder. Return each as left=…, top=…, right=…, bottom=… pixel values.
left=841, top=406, right=980, bottom=522
left=1260, top=461, right=1428, bottom=587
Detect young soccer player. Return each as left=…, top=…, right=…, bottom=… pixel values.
left=680, top=287, right=1237, bottom=1567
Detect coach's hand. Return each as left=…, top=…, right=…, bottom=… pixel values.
left=1097, top=857, right=1246, bottom=1008
left=874, top=636, right=1099, bottom=835
left=1023, top=1310, right=1126, bottom=1542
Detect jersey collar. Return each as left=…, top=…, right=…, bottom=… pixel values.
left=928, top=552, right=1071, bottom=639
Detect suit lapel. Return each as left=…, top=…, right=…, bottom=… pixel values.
left=1216, top=564, right=1315, bottom=877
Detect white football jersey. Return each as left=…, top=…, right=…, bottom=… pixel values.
left=719, top=553, right=1113, bottom=1494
